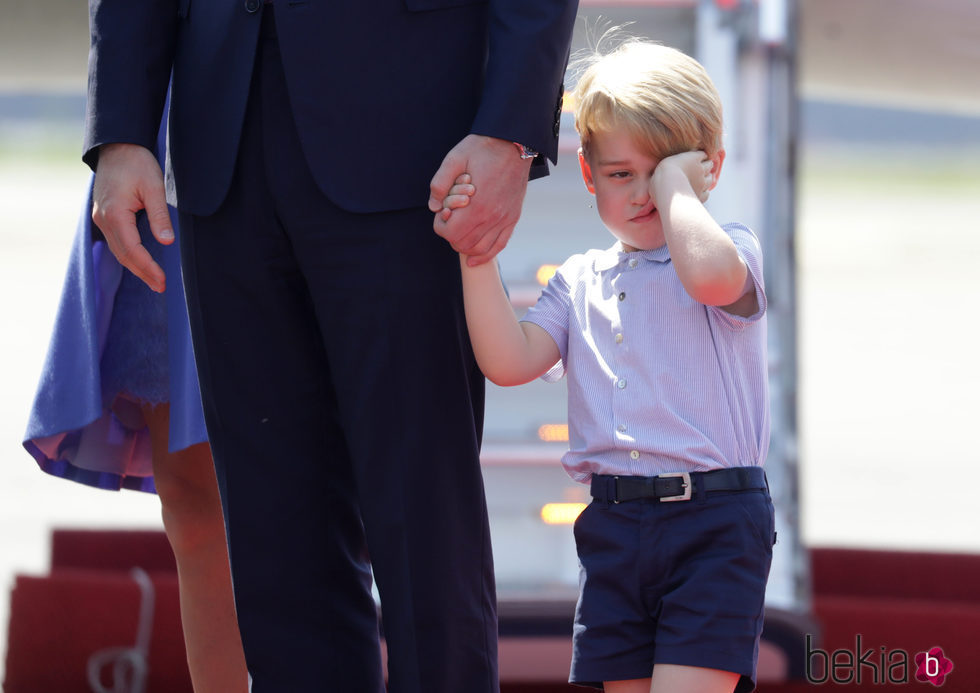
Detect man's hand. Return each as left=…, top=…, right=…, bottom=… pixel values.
left=92, top=143, right=173, bottom=293
left=429, top=135, right=532, bottom=267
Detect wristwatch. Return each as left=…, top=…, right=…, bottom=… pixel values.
left=513, top=142, right=539, bottom=160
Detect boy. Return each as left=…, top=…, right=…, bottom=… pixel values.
left=446, top=41, right=773, bottom=693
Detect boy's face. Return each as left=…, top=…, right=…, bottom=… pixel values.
left=578, top=129, right=669, bottom=253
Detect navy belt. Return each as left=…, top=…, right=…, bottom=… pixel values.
left=590, top=466, right=767, bottom=503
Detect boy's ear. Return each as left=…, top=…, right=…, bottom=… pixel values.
left=578, top=148, right=596, bottom=194
left=707, top=148, right=726, bottom=191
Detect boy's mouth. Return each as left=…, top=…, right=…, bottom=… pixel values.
left=631, top=205, right=657, bottom=222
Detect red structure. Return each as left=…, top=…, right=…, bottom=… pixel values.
left=5, top=532, right=979, bottom=692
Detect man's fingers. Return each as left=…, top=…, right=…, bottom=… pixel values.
left=460, top=224, right=502, bottom=258
left=144, top=185, right=174, bottom=244
left=437, top=189, right=518, bottom=255
left=100, top=212, right=167, bottom=292
left=428, top=154, right=465, bottom=212
left=440, top=220, right=485, bottom=254
left=453, top=218, right=510, bottom=258
left=91, top=143, right=169, bottom=291
left=123, top=245, right=167, bottom=293
left=465, top=226, right=514, bottom=266
left=431, top=134, right=527, bottom=257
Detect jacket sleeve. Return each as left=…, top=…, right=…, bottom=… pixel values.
left=82, top=0, right=178, bottom=170
left=469, top=0, right=579, bottom=167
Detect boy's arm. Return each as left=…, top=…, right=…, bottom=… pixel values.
left=460, top=259, right=561, bottom=387
left=652, top=151, right=757, bottom=316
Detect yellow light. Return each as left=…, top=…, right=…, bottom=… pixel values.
left=541, top=502, right=587, bottom=525
left=536, top=264, right=559, bottom=286
left=562, top=91, right=577, bottom=113
left=537, top=423, right=569, bottom=442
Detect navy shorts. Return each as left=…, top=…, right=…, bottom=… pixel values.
left=570, top=481, right=775, bottom=691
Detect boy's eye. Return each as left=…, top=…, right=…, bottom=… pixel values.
left=609, top=171, right=631, bottom=179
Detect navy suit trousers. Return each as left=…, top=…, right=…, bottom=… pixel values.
left=179, top=10, right=497, bottom=691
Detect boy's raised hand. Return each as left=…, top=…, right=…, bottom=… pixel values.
left=652, top=150, right=714, bottom=204
left=439, top=173, right=477, bottom=223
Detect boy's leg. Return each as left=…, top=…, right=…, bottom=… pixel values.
left=604, top=677, right=651, bottom=693
left=604, top=664, right=739, bottom=693
left=650, top=664, right=739, bottom=693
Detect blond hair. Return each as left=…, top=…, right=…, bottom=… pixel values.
left=573, top=40, right=723, bottom=161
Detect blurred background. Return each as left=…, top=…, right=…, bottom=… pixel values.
left=1, top=0, right=978, bottom=689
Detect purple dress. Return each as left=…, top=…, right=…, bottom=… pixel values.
left=22, top=125, right=207, bottom=493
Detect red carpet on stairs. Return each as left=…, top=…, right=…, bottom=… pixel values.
left=4, top=530, right=191, bottom=693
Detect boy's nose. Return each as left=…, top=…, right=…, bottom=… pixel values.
left=630, top=182, right=651, bottom=205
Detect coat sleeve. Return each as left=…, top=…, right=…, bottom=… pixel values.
left=469, top=0, right=579, bottom=167
left=82, top=0, right=178, bottom=170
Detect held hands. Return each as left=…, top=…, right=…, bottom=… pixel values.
left=438, top=173, right=477, bottom=223
left=92, top=143, right=173, bottom=293
left=429, top=134, right=532, bottom=267
left=440, top=173, right=481, bottom=263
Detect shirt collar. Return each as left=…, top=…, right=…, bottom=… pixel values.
left=593, top=242, right=671, bottom=272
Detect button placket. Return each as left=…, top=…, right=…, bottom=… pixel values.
left=608, top=264, right=633, bottom=450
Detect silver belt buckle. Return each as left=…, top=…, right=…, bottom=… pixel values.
left=659, top=472, right=692, bottom=502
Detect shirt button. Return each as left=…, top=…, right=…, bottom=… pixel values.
left=617, top=378, right=627, bottom=389
left=618, top=291, right=626, bottom=301
left=630, top=450, right=640, bottom=460
left=615, top=333, right=623, bottom=344
left=629, top=258, right=639, bottom=268
left=245, top=0, right=261, bottom=12
left=617, top=424, right=627, bottom=433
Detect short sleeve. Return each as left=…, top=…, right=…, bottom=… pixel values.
left=520, top=262, right=574, bottom=382
left=708, top=222, right=768, bottom=328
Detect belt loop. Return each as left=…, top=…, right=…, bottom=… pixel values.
left=593, top=475, right=614, bottom=506
left=738, top=466, right=752, bottom=488
left=694, top=471, right=707, bottom=504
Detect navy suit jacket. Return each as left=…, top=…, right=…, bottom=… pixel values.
left=84, top=0, right=578, bottom=216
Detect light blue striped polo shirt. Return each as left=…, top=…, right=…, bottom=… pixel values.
left=521, top=222, right=770, bottom=483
